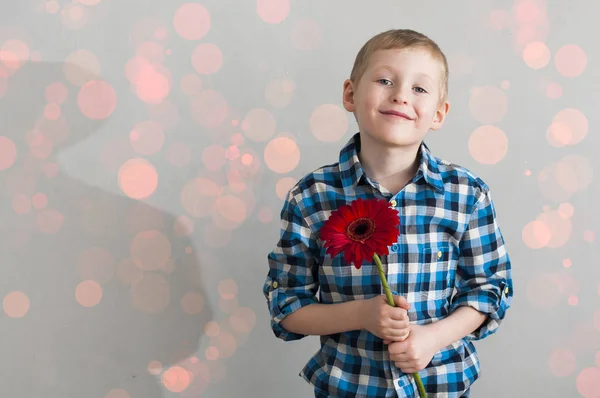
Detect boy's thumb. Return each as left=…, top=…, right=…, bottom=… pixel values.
left=393, top=294, right=410, bottom=309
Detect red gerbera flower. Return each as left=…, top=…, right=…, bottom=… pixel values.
left=319, top=198, right=400, bottom=269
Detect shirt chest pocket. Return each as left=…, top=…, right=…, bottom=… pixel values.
left=417, top=243, right=455, bottom=300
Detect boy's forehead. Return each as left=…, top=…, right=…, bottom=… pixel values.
left=366, top=49, right=443, bottom=77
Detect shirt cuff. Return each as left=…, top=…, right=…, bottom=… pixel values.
left=264, top=276, right=319, bottom=341
left=450, top=279, right=512, bottom=340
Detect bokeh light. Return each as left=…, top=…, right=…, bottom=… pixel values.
left=134, top=64, right=171, bottom=105
left=241, top=108, right=276, bottom=142
left=180, top=178, right=221, bottom=218
left=551, top=108, right=588, bottom=146
left=78, top=80, right=117, bottom=120
left=276, top=177, right=297, bottom=200
left=2, top=40, right=29, bottom=68
left=181, top=291, right=205, bottom=315
left=548, top=349, right=576, bottom=377
left=468, top=125, right=508, bottom=165
left=583, top=230, right=595, bottom=243
left=536, top=209, right=572, bottom=248
left=2, top=291, right=30, bottom=318
left=576, top=367, right=600, bottom=398
left=212, top=194, right=247, bottom=230
left=45, top=1, right=60, bottom=14
left=105, top=389, right=130, bottom=398
left=264, top=136, right=300, bottom=173
left=36, top=208, right=64, bottom=234
left=61, top=3, right=90, bottom=30
left=0, top=136, right=17, bottom=170
left=310, top=104, right=348, bottom=142
left=162, top=365, right=191, bottom=393
left=131, top=230, right=171, bottom=271
left=76, top=280, right=103, bottom=307
left=229, top=307, right=257, bottom=334
left=218, top=279, right=238, bottom=300
left=557, top=202, right=574, bottom=219
left=31, top=193, right=48, bottom=210
left=191, top=43, right=222, bottom=75
left=522, top=220, right=551, bottom=249
left=265, top=77, right=296, bottom=108
left=257, top=206, right=273, bottom=223
left=12, top=194, right=31, bottom=215
left=522, top=41, right=550, bottom=69
left=545, top=82, right=562, bottom=99
left=212, top=330, right=237, bottom=358
left=174, top=3, right=211, bottom=41
left=118, top=158, right=158, bottom=199
left=257, top=0, right=290, bottom=24
left=555, top=45, right=587, bottom=77
left=147, top=360, right=163, bottom=376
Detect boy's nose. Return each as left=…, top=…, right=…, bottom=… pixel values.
left=390, top=88, right=410, bottom=104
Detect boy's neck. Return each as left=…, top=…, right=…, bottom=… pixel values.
left=357, top=133, right=422, bottom=195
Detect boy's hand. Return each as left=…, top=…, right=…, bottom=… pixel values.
left=361, top=295, right=411, bottom=342
left=387, top=324, right=439, bottom=373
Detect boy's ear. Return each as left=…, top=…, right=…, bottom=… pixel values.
left=342, top=79, right=356, bottom=112
left=430, top=101, right=450, bottom=131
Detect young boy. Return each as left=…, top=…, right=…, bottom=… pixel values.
left=263, top=29, right=513, bottom=397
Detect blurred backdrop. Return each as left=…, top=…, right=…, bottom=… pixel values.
left=0, top=0, right=598, bottom=397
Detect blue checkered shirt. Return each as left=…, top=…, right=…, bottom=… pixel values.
left=263, top=133, right=513, bottom=397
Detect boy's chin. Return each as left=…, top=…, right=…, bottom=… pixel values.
left=360, top=129, right=426, bottom=148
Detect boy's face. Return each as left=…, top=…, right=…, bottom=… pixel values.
left=343, top=47, right=449, bottom=150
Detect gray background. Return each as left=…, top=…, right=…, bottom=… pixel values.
left=0, top=0, right=599, bottom=397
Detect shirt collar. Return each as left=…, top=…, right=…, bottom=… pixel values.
left=338, top=132, right=445, bottom=195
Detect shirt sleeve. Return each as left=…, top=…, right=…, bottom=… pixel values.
left=263, top=190, right=320, bottom=342
left=450, top=188, right=513, bottom=341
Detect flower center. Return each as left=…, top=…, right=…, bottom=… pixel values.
left=346, top=218, right=375, bottom=243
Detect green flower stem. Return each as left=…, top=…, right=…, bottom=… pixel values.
left=372, top=253, right=427, bottom=398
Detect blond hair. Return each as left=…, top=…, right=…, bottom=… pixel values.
left=349, top=29, right=449, bottom=104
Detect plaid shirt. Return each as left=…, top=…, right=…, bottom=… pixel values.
left=263, top=133, right=513, bottom=397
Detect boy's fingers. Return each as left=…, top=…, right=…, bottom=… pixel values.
left=389, top=309, right=409, bottom=321
left=392, top=294, right=411, bottom=310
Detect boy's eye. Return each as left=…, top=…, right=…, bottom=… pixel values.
left=414, top=87, right=427, bottom=93
left=377, top=79, right=392, bottom=85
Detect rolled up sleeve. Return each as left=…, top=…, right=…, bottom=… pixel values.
left=450, top=188, right=513, bottom=341
left=263, top=191, right=320, bottom=341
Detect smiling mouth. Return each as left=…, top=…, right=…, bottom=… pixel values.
left=380, top=111, right=412, bottom=120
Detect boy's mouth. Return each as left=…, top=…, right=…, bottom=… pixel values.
left=379, top=110, right=413, bottom=120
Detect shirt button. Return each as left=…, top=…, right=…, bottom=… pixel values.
left=391, top=243, right=399, bottom=252
left=273, top=281, right=278, bottom=289
left=504, top=286, right=509, bottom=294
left=390, top=199, right=397, bottom=207
left=437, top=251, right=442, bottom=259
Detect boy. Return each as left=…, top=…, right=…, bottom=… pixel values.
left=263, top=29, right=513, bottom=397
